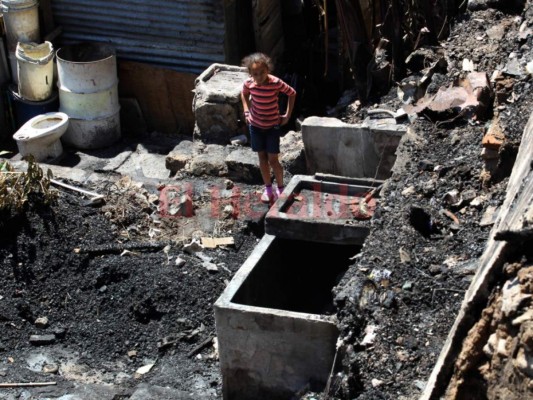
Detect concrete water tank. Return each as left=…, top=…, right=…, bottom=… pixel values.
left=56, top=42, right=121, bottom=149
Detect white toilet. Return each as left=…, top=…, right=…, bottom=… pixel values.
left=13, top=112, right=69, bottom=162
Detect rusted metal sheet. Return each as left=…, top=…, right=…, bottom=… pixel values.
left=50, top=0, right=225, bottom=74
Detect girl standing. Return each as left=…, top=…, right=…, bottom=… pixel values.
left=241, top=53, right=297, bottom=203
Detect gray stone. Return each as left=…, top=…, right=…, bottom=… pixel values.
left=29, top=334, right=56, bottom=345
left=194, top=102, right=239, bottom=144
left=225, top=148, right=262, bottom=184
left=486, top=24, right=507, bottom=40
left=165, top=139, right=201, bottom=173
left=280, top=130, right=306, bottom=175
left=479, top=205, right=499, bottom=226
left=34, top=316, right=49, bottom=328
left=129, top=153, right=172, bottom=180
left=193, top=64, right=249, bottom=145
left=188, top=145, right=229, bottom=177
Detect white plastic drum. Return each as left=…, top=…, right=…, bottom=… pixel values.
left=1, top=0, right=40, bottom=52
left=16, top=41, right=55, bottom=101
left=56, top=42, right=121, bottom=149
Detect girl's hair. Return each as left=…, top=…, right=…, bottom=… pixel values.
left=241, top=52, right=274, bottom=73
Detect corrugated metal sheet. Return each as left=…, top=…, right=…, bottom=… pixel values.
left=51, top=0, right=226, bottom=74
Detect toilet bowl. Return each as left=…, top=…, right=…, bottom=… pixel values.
left=13, top=112, right=69, bottom=162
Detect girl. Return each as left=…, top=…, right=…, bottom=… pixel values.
left=241, top=52, right=297, bottom=203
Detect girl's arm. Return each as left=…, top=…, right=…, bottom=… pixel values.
left=281, top=94, right=296, bottom=126
left=241, top=91, right=251, bottom=123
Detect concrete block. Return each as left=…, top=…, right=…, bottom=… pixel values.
left=215, top=234, right=360, bottom=399
left=193, top=64, right=249, bottom=145
left=265, top=175, right=376, bottom=244
left=302, top=116, right=406, bottom=179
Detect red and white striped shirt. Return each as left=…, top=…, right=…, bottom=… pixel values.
left=242, top=75, right=296, bottom=129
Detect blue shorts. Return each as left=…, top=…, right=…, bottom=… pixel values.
left=249, top=125, right=281, bottom=154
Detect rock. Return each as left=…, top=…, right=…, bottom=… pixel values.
left=479, top=205, right=499, bottom=226
left=486, top=23, right=508, bottom=40
left=483, top=333, right=497, bottom=357
left=203, top=262, right=219, bottom=273
left=418, top=159, right=435, bottom=171
left=53, top=325, right=67, bottom=339
left=42, top=363, right=59, bottom=374
left=135, top=362, right=155, bottom=377
left=175, top=256, right=187, bottom=267
left=225, top=148, right=262, bottom=184
left=34, top=316, right=49, bottom=328
left=166, top=153, right=190, bottom=174
left=230, top=134, right=248, bottom=145
left=401, top=186, right=416, bottom=196
left=371, top=378, right=383, bottom=387
left=183, top=239, right=204, bottom=255
left=512, top=309, right=533, bottom=326
left=187, top=145, right=229, bottom=177
left=501, top=278, right=532, bottom=316
left=280, top=130, right=306, bottom=175
left=399, top=247, right=411, bottom=263
left=224, top=179, right=234, bottom=190
left=497, top=338, right=509, bottom=357
left=29, top=334, right=56, bottom=345
left=514, top=347, right=533, bottom=378
left=504, top=57, right=526, bottom=77
left=361, top=325, right=377, bottom=346
left=165, top=140, right=200, bottom=174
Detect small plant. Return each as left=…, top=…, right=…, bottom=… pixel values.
left=0, top=155, right=57, bottom=212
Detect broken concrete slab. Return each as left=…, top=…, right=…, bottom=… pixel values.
left=225, top=147, right=262, bottom=184
left=280, top=130, right=306, bottom=175
left=193, top=64, right=249, bottom=145
left=165, top=139, right=202, bottom=174
left=29, top=335, right=56, bottom=345
left=301, top=116, right=406, bottom=179
left=187, top=144, right=229, bottom=177
left=116, top=152, right=171, bottom=180
left=59, top=145, right=136, bottom=174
